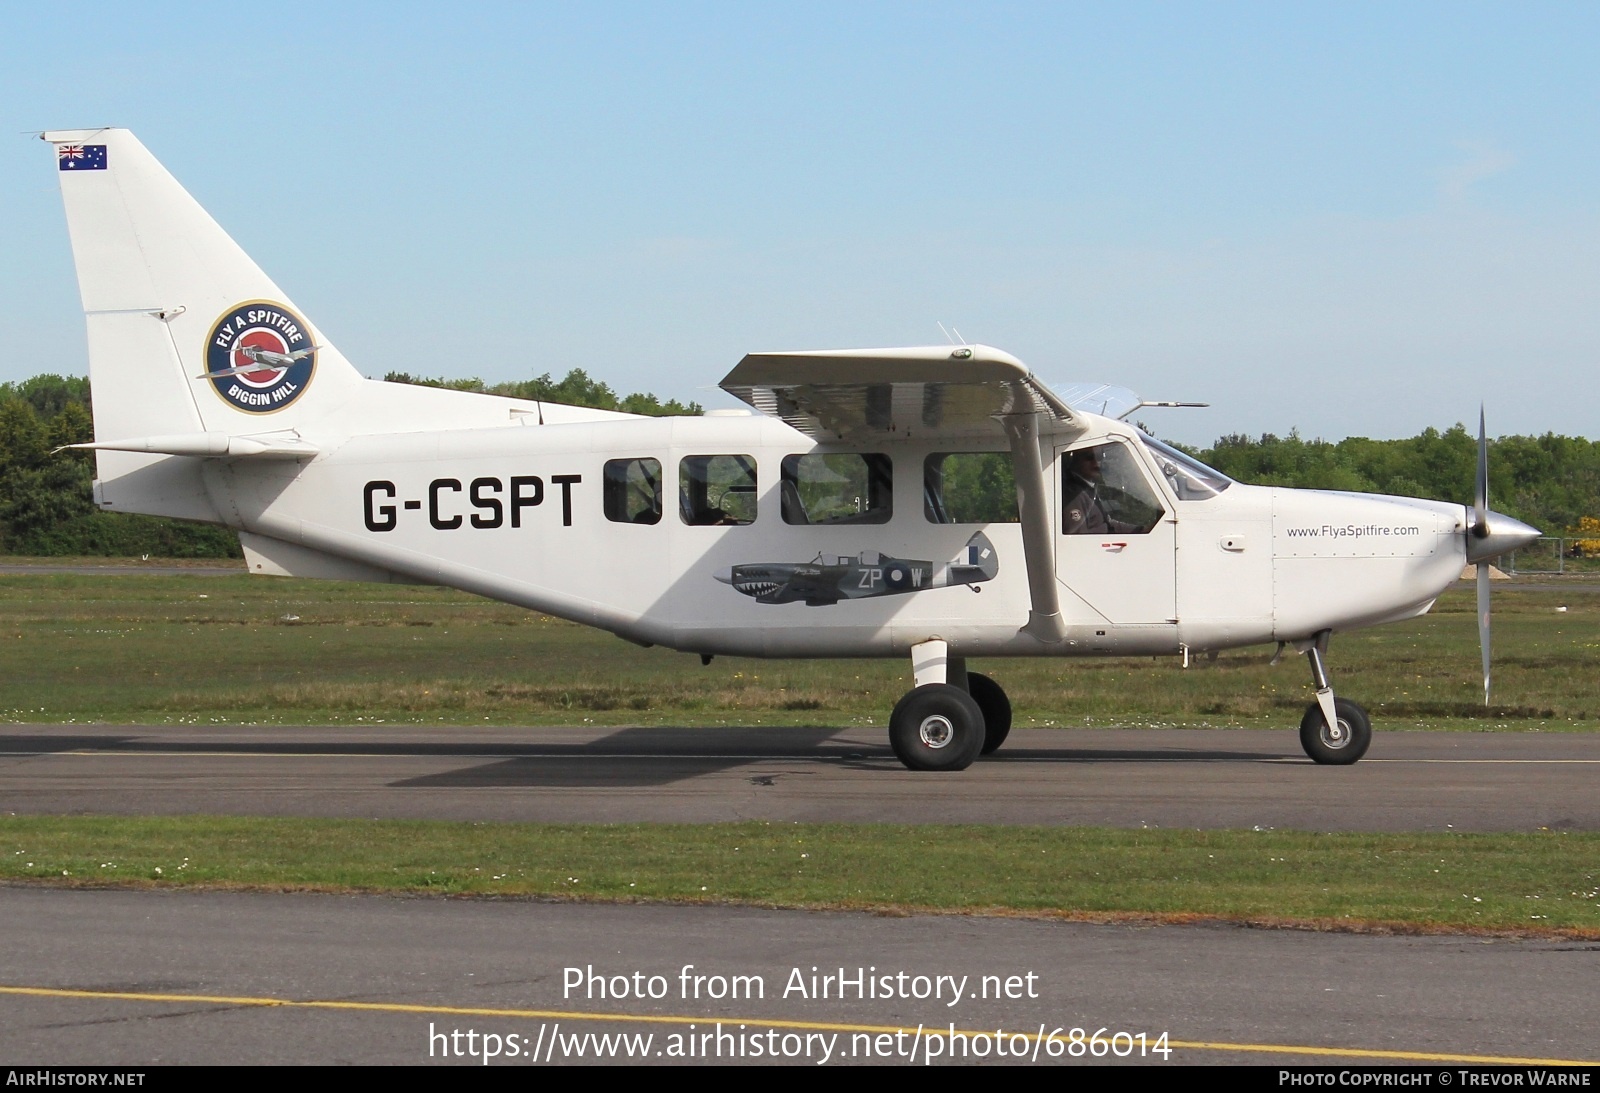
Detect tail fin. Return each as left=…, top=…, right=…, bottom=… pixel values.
left=45, top=129, right=366, bottom=442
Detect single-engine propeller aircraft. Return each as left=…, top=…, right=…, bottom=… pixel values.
left=42, top=129, right=1541, bottom=771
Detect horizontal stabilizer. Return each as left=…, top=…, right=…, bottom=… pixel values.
left=67, top=433, right=319, bottom=459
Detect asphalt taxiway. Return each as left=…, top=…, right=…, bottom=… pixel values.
left=5, top=723, right=1596, bottom=1066
left=1, top=723, right=1595, bottom=831
left=1, top=886, right=1595, bottom=1066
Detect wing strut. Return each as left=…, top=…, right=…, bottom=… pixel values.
left=1002, top=407, right=1066, bottom=643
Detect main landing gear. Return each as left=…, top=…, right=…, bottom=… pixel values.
left=1295, top=631, right=1371, bottom=765
left=889, top=640, right=1012, bottom=771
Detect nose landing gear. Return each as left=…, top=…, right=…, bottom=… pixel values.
left=1296, top=631, right=1372, bottom=764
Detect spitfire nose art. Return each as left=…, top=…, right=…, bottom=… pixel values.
left=711, top=533, right=999, bottom=608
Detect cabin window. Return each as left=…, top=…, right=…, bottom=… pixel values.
left=603, top=458, right=663, bottom=525
left=780, top=453, right=892, bottom=525
left=1060, top=441, right=1165, bottom=534
left=923, top=452, right=1019, bottom=524
left=680, top=454, right=757, bottom=526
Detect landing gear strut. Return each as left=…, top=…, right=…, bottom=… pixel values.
left=1297, top=631, right=1371, bottom=765
left=888, top=640, right=1011, bottom=770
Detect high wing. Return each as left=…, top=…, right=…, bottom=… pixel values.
left=720, top=344, right=1081, bottom=442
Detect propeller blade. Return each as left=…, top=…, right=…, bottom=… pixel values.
left=1477, top=560, right=1492, bottom=706
left=1473, top=406, right=1489, bottom=538
left=1475, top=409, right=1492, bottom=705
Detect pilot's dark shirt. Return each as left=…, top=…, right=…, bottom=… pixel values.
left=1062, top=472, right=1113, bottom=535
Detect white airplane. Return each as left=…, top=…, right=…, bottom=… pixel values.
left=42, top=128, right=1540, bottom=772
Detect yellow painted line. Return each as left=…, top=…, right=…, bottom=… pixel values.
left=0, top=985, right=1593, bottom=1065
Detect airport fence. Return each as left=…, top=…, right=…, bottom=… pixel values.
left=1502, top=536, right=1600, bottom=576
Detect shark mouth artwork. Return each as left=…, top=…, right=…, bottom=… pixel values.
left=714, top=532, right=998, bottom=606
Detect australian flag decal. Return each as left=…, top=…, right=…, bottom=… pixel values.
left=58, top=144, right=107, bottom=171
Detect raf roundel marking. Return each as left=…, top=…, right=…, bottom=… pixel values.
left=203, top=301, right=316, bottom=414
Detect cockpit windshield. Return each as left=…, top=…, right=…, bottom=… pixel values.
left=1135, top=433, right=1232, bottom=500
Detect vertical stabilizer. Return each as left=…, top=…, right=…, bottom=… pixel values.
left=45, top=129, right=366, bottom=443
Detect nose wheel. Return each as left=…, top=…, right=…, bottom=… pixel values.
left=1296, top=631, right=1372, bottom=764
left=1299, top=697, right=1371, bottom=764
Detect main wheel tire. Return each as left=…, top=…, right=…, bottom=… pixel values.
left=1299, top=698, right=1372, bottom=765
left=966, top=672, right=1013, bottom=755
left=889, top=684, right=986, bottom=771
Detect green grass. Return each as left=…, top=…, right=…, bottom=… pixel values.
left=2, top=816, right=1596, bottom=935
left=0, top=569, right=1596, bottom=730
left=0, top=556, right=245, bottom=569
left=3, top=567, right=1596, bottom=933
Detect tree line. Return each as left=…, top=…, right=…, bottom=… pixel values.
left=381, top=369, right=704, bottom=417
left=1193, top=427, right=1600, bottom=536
left=0, top=375, right=240, bottom=556
left=0, top=370, right=1593, bottom=556
left=0, top=370, right=699, bottom=556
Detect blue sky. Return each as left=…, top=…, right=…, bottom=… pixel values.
left=3, top=2, right=1596, bottom=445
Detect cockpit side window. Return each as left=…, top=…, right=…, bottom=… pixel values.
left=1061, top=440, right=1165, bottom=535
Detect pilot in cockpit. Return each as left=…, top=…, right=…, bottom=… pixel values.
left=1062, top=445, right=1139, bottom=535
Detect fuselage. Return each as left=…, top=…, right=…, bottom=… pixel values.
left=173, top=403, right=1471, bottom=661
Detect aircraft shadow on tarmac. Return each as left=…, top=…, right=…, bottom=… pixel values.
left=386, top=728, right=1294, bottom=788
left=0, top=730, right=1296, bottom=790
left=390, top=726, right=870, bottom=788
